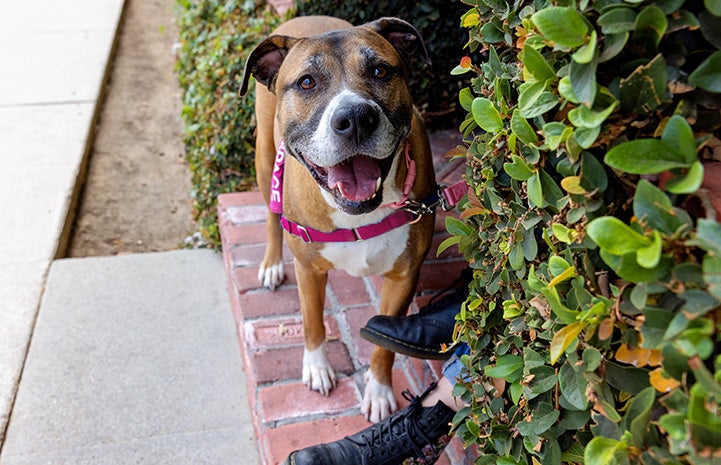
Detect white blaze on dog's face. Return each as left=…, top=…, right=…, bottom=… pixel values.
left=273, top=26, right=414, bottom=215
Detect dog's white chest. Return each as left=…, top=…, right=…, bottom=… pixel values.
left=320, top=225, right=409, bottom=277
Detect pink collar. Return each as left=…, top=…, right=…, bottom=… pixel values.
left=268, top=140, right=466, bottom=243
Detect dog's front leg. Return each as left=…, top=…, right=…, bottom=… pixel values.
left=361, top=270, right=420, bottom=422
left=254, top=85, right=286, bottom=290
left=295, top=260, right=337, bottom=396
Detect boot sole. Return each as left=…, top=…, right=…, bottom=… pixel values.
left=360, top=327, right=453, bottom=360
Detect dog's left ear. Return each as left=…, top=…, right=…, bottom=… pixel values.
left=362, top=17, right=431, bottom=67
left=239, top=35, right=300, bottom=96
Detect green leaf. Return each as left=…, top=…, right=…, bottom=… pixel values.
left=549, top=255, right=572, bottom=277
left=559, top=361, right=589, bottom=409
left=598, top=7, right=637, bottom=34
left=551, top=322, right=586, bottom=364
left=522, top=44, right=556, bottom=82
left=633, top=179, right=685, bottom=234
left=570, top=57, right=598, bottom=106
left=600, top=249, right=672, bottom=283
left=640, top=307, right=675, bottom=348
left=688, top=219, right=721, bottom=254
left=599, top=32, right=629, bottom=62
left=666, top=160, right=705, bottom=194
left=458, top=87, right=474, bottom=112
left=581, top=152, right=608, bottom=191
left=585, top=437, right=626, bottom=465
left=625, top=386, right=656, bottom=448
left=533, top=7, right=590, bottom=49
left=436, top=235, right=461, bottom=257
left=523, top=347, right=546, bottom=371
left=445, top=216, right=474, bottom=236
left=604, top=139, right=690, bottom=174
left=539, top=169, right=563, bottom=208
left=519, top=82, right=559, bottom=118
left=543, top=122, right=569, bottom=150
left=583, top=348, right=602, bottom=371
left=636, top=230, right=663, bottom=269
left=472, top=97, right=503, bottom=133
left=706, top=0, right=721, bottom=16
left=510, top=109, right=538, bottom=145
left=573, top=30, right=597, bottom=64
left=485, top=354, right=523, bottom=380
left=587, top=217, right=651, bottom=254
left=527, top=171, right=545, bottom=208
left=662, top=114, right=697, bottom=164
left=703, top=256, right=721, bottom=301
left=542, top=286, right=582, bottom=324
left=558, top=76, right=580, bottom=104
left=619, top=54, right=668, bottom=114
left=689, top=50, right=721, bottom=92
left=605, top=361, right=651, bottom=394
left=634, top=5, right=668, bottom=46
left=516, top=402, right=560, bottom=436
left=680, top=289, right=720, bottom=319
left=504, top=155, right=534, bottom=181
left=568, top=100, right=617, bottom=129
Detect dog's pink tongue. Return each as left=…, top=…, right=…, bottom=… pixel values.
left=328, top=156, right=380, bottom=201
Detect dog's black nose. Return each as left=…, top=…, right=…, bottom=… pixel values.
left=331, top=103, right=379, bottom=145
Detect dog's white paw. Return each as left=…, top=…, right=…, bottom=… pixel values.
left=361, top=370, right=397, bottom=423
left=302, top=344, right=337, bottom=396
left=258, top=261, right=284, bottom=290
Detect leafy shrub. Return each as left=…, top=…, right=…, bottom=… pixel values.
left=293, top=0, right=470, bottom=128
left=176, top=0, right=282, bottom=246
left=446, top=1, right=721, bottom=464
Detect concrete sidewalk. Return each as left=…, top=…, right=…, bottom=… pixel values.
left=0, top=2, right=258, bottom=463
left=0, top=0, right=126, bottom=443
left=0, top=250, right=258, bottom=465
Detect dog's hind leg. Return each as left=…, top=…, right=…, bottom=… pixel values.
left=255, top=84, right=285, bottom=290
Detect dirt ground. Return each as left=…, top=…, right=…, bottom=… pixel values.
left=68, top=0, right=196, bottom=257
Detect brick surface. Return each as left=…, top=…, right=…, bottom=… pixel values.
left=328, top=269, right=371, bottom=307
left=258, top=378, right=361, bottom=423
left=244, top=315, right=341, bottom=350
left=340, top=305, right=378, bottom=365
left=217, top=130, right=476, bottom=464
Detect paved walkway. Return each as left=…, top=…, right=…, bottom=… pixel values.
left=217, top=130, right=477, bottom=465
left=0, top=0, right=126, bottom=444
left=0, top=251, right=258, bottom=465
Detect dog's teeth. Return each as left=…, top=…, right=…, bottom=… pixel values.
left=375, top=177, right=382, bottom=192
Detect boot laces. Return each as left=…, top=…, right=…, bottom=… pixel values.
left=350, top=382, right=439, bottom=461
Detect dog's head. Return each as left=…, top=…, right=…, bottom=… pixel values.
left=240, top=18, right=429, bottom=215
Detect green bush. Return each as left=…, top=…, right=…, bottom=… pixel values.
left=447, top=1, right=721, bottom=464
left=176, top=0, right=282, bottom=246
left=293, top=0, right=470, bottom=128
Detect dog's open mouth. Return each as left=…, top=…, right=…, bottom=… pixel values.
left=299, top=153, right=394, bottom=214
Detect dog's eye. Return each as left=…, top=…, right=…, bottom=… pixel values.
left=371, top=65, right=390, bottom=80
left=298, top=75, right=315, bottom=90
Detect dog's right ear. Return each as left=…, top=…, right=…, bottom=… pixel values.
left=239, top=35, right=299, bottom=96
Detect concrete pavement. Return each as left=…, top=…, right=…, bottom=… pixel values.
left=0, top=0, right=126, bottom=443
left=0, top=250, right=257, bottom=465
left=0, top=1, right=259, bottom=463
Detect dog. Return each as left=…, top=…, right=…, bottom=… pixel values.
left=239, top=15, right=435, bottom=423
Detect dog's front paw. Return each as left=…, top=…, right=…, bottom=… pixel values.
left=258, top=261, right=284, bottom=290
left=302, top=344, right=337, bottom=396
left=361, top=371, right=397, bottom=423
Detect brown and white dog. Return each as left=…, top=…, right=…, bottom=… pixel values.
left=239, top=16, right=435, bottom=422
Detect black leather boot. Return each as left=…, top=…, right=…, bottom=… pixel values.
left=282, top=383, right=454, bottom=465
left=360, top=268, right=471, bottom=359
